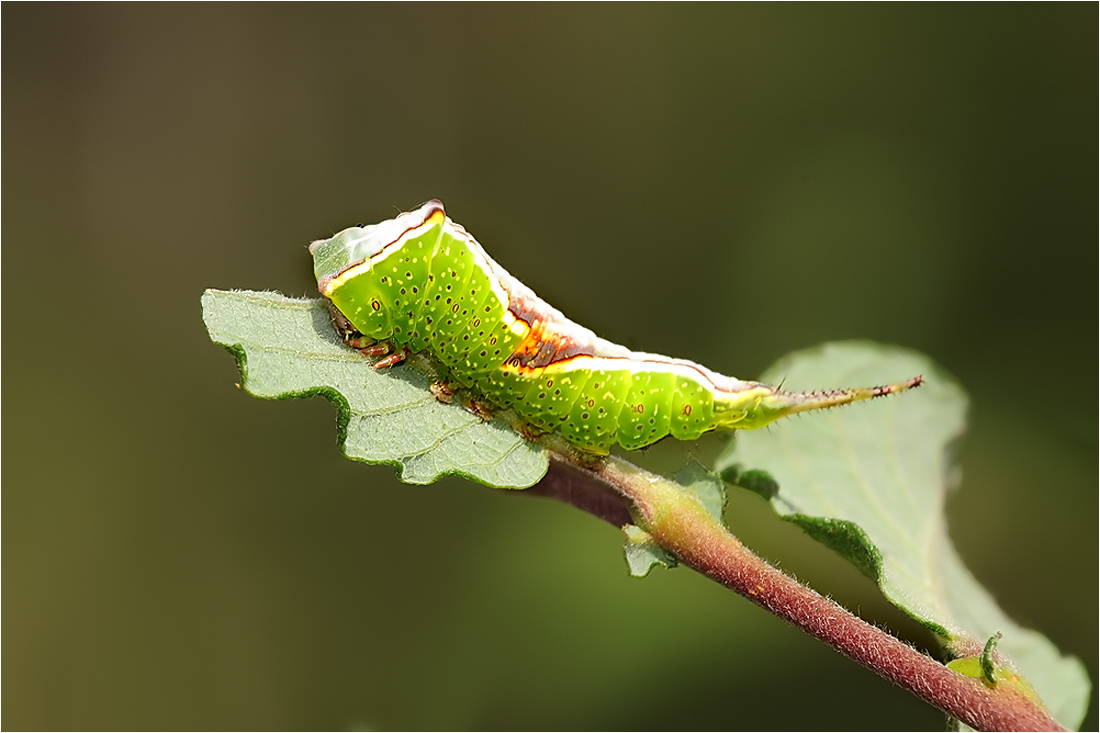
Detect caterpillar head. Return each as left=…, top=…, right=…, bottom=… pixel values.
left=309, top=201, right=449, bottom=340
left=310, top=200, right=447, bottom=292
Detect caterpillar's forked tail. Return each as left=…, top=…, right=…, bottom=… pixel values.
left=718, top=375, right=924, bottom=431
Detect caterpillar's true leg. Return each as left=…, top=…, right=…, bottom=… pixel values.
left=329, top=304, right=388, bottom=354
left=357, top=342, right=393, bottom=357
left=339, top=328, right=391, bottom=356
left=372, top=347, right=408, bottom=369
left=329, top=303, right=367, bottom=343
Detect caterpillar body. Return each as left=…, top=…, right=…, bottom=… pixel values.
left=310, top=200, right=920, bottom=455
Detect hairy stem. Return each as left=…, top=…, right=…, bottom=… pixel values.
left=530, top=453, right=1063, bottom=732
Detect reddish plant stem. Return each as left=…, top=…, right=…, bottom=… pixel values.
left=538, top=454, right=1063, bottom=732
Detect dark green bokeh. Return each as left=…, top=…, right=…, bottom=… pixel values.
left=4, top=5, right=1095, bottom=729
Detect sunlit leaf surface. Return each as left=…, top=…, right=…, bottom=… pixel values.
left=202, top=289, right=548, bottom=488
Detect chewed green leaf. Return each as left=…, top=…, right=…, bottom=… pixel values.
left=622, top=525, right=678, bottom=577
left=672, top=459, right=727, bottom=525
left=202, top=289, right=548, bottom=489
left=621, top=461, right=722, bottom=577
left=715, top=341, right=1090, bottom=729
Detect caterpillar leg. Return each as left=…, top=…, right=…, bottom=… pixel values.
left=430, top=381, right=457, bottom=404
left=515, top=423, right=547, bottom=442
left=329, top=303, right=390, bottom=354
left=327, top=296, right=406, bottom=368
left=372, top=347, right=408, bottom=369
left=341, top=332, right=393, bottom=358
left=466, top=398, right=495, bottom=422
left=328, top=302, right=366, bottom=343
left=358, top=343, right=394, bottom=357
left=430, top=380, right=493, bottom=420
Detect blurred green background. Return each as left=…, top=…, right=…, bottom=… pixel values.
left=5, top=5, right=1095, bottom=730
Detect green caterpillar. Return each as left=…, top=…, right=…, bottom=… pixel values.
left=310, top=200, right=920, bottom=454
